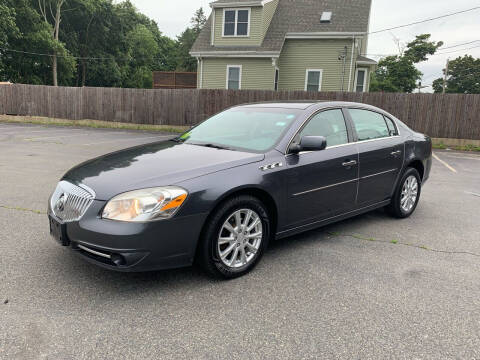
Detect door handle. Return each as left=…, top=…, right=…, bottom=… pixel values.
left=342, top=160, right=357, bottom=167
left=391, top=150, right=402, bottom=157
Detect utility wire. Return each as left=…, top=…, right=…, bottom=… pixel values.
left=439, top=40, right=480, bottom=50
left=368, top=6, right=480, bottom=35
left=0, top=47, right=168, bottom=62
left=363, top=43, right=480, bottom=58
left=434, top=44, right=480, bottom=55
left=0, top=47, right=115, bottom=60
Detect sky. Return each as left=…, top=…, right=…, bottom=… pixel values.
left=128, top=0, right=480, bottom=92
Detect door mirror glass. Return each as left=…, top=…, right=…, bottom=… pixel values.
left=291, top=136, right=327, bottom=153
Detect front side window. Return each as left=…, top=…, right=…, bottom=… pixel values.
left=297, top=109, right=349, bottom=147
left=349, top=109, right=390, bottom=141
left=227, top=66, right=241, bottom=90
left=305, top=70, right=322, bottom=92
left=355, top=69, right=367, bottom=92
left=223, top=9, right=250, bottom=36
left=178, top=108, right=300, bottom=152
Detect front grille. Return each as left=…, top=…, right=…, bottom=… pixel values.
left=50, top=181, right=95, bottom=222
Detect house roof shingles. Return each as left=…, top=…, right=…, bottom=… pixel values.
left=191, top=0, right=372, bottom=55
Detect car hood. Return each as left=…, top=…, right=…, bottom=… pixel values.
left=63, top=140, right=264, bottom=200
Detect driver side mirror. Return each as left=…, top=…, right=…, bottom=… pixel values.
left=290, top=136, right=327, bottom=154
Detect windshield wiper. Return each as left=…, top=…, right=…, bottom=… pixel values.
left=203, top=143, right=232, bottom=150
left=189, top=142, right=233, bottom=150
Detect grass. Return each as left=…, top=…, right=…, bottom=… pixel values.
left=433, top=142, right=480, bottom=152
left=0, top=115, right=188, bottom=134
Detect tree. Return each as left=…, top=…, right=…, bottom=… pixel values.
left=0, top=0, right=178, bottom=87
left=0, top=0, right=74, bottom=85
left=432, top=55, right=480, bottom=94
left=370, top=34, right=443, bottom=93
left=37, top=0, right=76, bottom=86
left=191, top=7, right=207, bottom=35
left=176, top=28, right=198, bottom=72
left=123, top=24, right=159, bottom=88
left=176, top=7, right=207, bottom=72
left=0, top=1, right=19, bottom=77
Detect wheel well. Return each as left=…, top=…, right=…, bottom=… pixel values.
left=408, top=160, right=424, bottom=180
left=200, top=188, right=278, bottom=240
left=193, top=188, right=279, bottom=263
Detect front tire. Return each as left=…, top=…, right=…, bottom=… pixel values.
left=386, top=167, right=421, bottom=218
left=198, top=195, right=270, bottom=279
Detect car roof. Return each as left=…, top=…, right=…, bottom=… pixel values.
left=237, top=101, right=380, bottom=111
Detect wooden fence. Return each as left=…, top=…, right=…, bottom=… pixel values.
left=1, top=84, right=479, bottom=140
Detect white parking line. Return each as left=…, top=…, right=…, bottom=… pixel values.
left=432, top=153, right=457, bottom=173
left=465, top=191, right=480, bottom=197
left=443, top=154, right=480, bottom=161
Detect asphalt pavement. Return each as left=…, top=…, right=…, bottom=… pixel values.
left=1, top=123, right=479, bottom=359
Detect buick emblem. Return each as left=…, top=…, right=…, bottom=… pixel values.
left=55, top=193, right=68, bottom=212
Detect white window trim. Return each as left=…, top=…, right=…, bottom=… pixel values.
left=274, top=67, right=279, bottom=91
left=226, top=65, right=242, bottom=90
left=304, top=69, right=323, bottom=92
left=222, top=8, right=251, bottom=37
left=354, top=68, right=368, bottom=92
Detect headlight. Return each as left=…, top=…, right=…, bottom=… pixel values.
left=102, top=186, right=188, bottom=222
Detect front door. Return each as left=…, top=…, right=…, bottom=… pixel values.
left=285, top=109, right=358, bottom=228
left=347, top=108, right=404, bottom=205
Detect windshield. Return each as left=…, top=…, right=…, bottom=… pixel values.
left=177, top=107, right=300, bottom=152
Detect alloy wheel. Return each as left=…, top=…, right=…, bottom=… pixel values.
left=217, top=209, right=263, bottom=269
left=400, top=175, right=418, bottom=213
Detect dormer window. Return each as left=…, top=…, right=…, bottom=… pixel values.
left=223, top=8, right=250, bottom=37
left=320, top=11, right=332, bottom=23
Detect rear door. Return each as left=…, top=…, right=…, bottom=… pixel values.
left=346, top=108, right=404, bottom=206
left=285, top=108, right=358, bottom=227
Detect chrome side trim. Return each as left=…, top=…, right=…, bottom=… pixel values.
left=293, top=178, right=358, bottom=196
left=360, top=168, right=397, bottom=180
left=77, top=244, right=111, bottom=259
left=355, top=135, right=401, bottom=145
left=293, top=168, right=398, bottom=197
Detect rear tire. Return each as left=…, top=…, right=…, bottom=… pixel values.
left=198, top=195, right=270, bottom=279
left=386, top=167, right=421, bottom=218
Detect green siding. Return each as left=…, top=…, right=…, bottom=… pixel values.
left=213, top=7, right=264, bottom=46
left=262, top=0, right=278, bottom=38
left=278, top=39, right=357, bottom=92
left=201, top=58, right=275, bottom=90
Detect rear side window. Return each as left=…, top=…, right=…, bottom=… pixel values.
left=349, top=109, right=389, bottom=141
left=298, top=109, right=349, bottom=147
left=384, top=116, right=399, bottom=136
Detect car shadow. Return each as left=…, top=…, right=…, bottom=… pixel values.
left=51, top=209, right=390, bottom=296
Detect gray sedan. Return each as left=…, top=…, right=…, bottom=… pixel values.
left=48, top=101, right=432, bottom=278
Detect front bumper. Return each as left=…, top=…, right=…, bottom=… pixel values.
left=49, top=200, right=208, bottom=272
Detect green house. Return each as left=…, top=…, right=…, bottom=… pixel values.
left=190, top=0, right=376, bottom=92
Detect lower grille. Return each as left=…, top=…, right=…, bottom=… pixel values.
left=50, top=181, right=95, bottom=222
